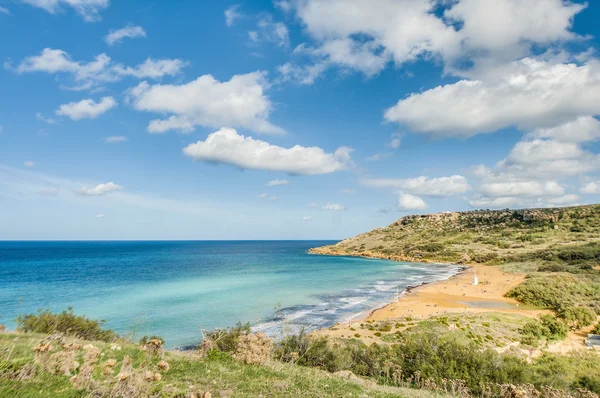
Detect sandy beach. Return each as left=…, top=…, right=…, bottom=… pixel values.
left=314, top=264, right=550, bottom=341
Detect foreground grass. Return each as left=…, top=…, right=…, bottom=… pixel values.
left=0, top=332, right=443, bottom=398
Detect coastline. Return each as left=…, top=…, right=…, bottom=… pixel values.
left=308, top=247, right=547, bottom=342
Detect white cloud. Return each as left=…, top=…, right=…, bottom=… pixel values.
left=277, top=61, right=328, bottom=85
left=24, top=161, right=35, bottom=168
left=342, top=189, right=355, bottom=194
left=13, top=48, right=187, bottom=90
left=112, top=58, right=188, bottom=79
left=0, top=6, right=11, bottom=14
left=183, top=128, right=352, bottom=175
left=21, top=0, right=110, bottom=22
left=267, top=178, right=288, bottom=186
left=281, top=0, right=584, bottom=83
left=362, top=175, right=469, bottom=197
left=105, top=25, right=146, bottom=46
left=274, top=1, right=291, bottom=13
left=56, top=96, right=116, bottom=120
left=384, top=59, right=600, bottom=138
left=224, top=4, right=242, bottom=26
left=95, top=213, right=105, bottom=218
left=36, top=112, right=56, bottom=124
left=105, top=136, right=127, bottom=143
left=397, top=193, right=427, bottom=210
left=78, top=181, right=122, bottom=196
left=529, top=117, right=600, bottom=143
left=127, top=72, right=283, bottom=135
left=322, top=203, right=345, bottom=211
left=307, top=202, right=317, bottom=208
left=302, top=215, right=312, bottom=221
left=582, top=181, right=600, bottom=194
left=480, top=180, right=565, bottom=198
left=546, top=194, right=579, bottom=206
left=251, top=17, right=290, bottom=47
left=504, top=139, right=584, bottom=166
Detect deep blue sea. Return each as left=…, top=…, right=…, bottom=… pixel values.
left=0, top=241, right=460, bottom=348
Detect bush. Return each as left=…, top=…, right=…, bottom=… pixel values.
left=232, top=332, right=272, bottom=365
left=520, top=316, right=569, bottom=342
left=539, top=315, right=569, bottom=340
left=557, top=307, right=597, bottom=331
left=593, top=323, right=600, bottom=334
left=16, top=308, right=117, bottom=342
left=204, top=322, right=251, bottom=352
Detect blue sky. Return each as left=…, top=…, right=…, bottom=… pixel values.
left=1, top=0, right=600, bottom=240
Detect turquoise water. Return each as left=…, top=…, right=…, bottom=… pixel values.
left=0, top=241, right=460, bottom=348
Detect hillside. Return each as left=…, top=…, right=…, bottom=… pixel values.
left=310, top=204, right=600, bottom=271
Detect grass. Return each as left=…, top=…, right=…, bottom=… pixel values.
left=0, top=332, right=444, bottom=398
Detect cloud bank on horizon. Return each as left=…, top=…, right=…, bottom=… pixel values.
left=1, top=0, right=599, bottom=239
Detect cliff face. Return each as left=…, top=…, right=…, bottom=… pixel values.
left=309, top=205, right=600, bottom=266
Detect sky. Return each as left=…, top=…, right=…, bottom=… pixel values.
left=1, top=0, right=600, bottom=240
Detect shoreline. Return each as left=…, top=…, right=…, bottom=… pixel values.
left=359, top=264, right=470, bottom=321
left=308, top=248, right=547, bottom=341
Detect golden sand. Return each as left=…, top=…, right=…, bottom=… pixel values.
left=314, top=265, right=549, bottom=342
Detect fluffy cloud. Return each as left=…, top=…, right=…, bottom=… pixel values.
left=385, top=59, right=600, bottom=138
left=24, top=161, right=35, bottom=168
left=504, top=139, right=584, bottom=166
left=302, top=215, right=312, bottom=221
left=224, top=4, right=242, bottom=26
left=0, top=6, right=11, bottom=15
left=78, top=182, right=122, bottom=196
left=105, top=136, right=127, bottom=143
left=280, top=0, right=584, bottom=83
left=105, top=25, right=146, bottom=45
left=21, top=0, right=110, bottom=22
left=13, top=48, right=187, bottom=90
left=56, top=97, right=116, bottom=120
left=127, top=72, right=283, bottom=135
left=397, top=193, right=427, bottom=210
left=581, top=181, right=600, bottom=194
left=322, top=203, right=345, bottom=211
left=95, top=213, right=105, bottom=218
left=529, top=117, right=600, bottom=143
left=362, top=175, right=469, bottom=197
left=183, top=128, right=352, bottom=175
left=267, top=178, right=289, bottom=186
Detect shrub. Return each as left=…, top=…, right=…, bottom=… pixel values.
left=204, top=322, right=251, bottom=352
left=539, top=315, right=569, bottom=340
left=520, top=334, right=538, bottom=347
left=521, top=320, right=544, bottom=339
left=593, top=323, right=600, bottom=334
left=232, top=332, right=272, bottom=365
left=557, top=307, right=597, bottom=331
left=17, top=308, right=117, bottom=342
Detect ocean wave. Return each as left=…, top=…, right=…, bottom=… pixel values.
left=252, top=263, right=461, bottom=338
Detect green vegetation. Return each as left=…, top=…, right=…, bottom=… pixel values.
left=519, top=315, right=569, bottom=346
left=0, top=330, right=441, bottom=398
left=312, top=205, right=600, bottom=315
left=16, top=307, right=117, bottom=343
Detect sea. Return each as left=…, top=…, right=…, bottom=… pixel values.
left=0, top=241, right=461, bottom=348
